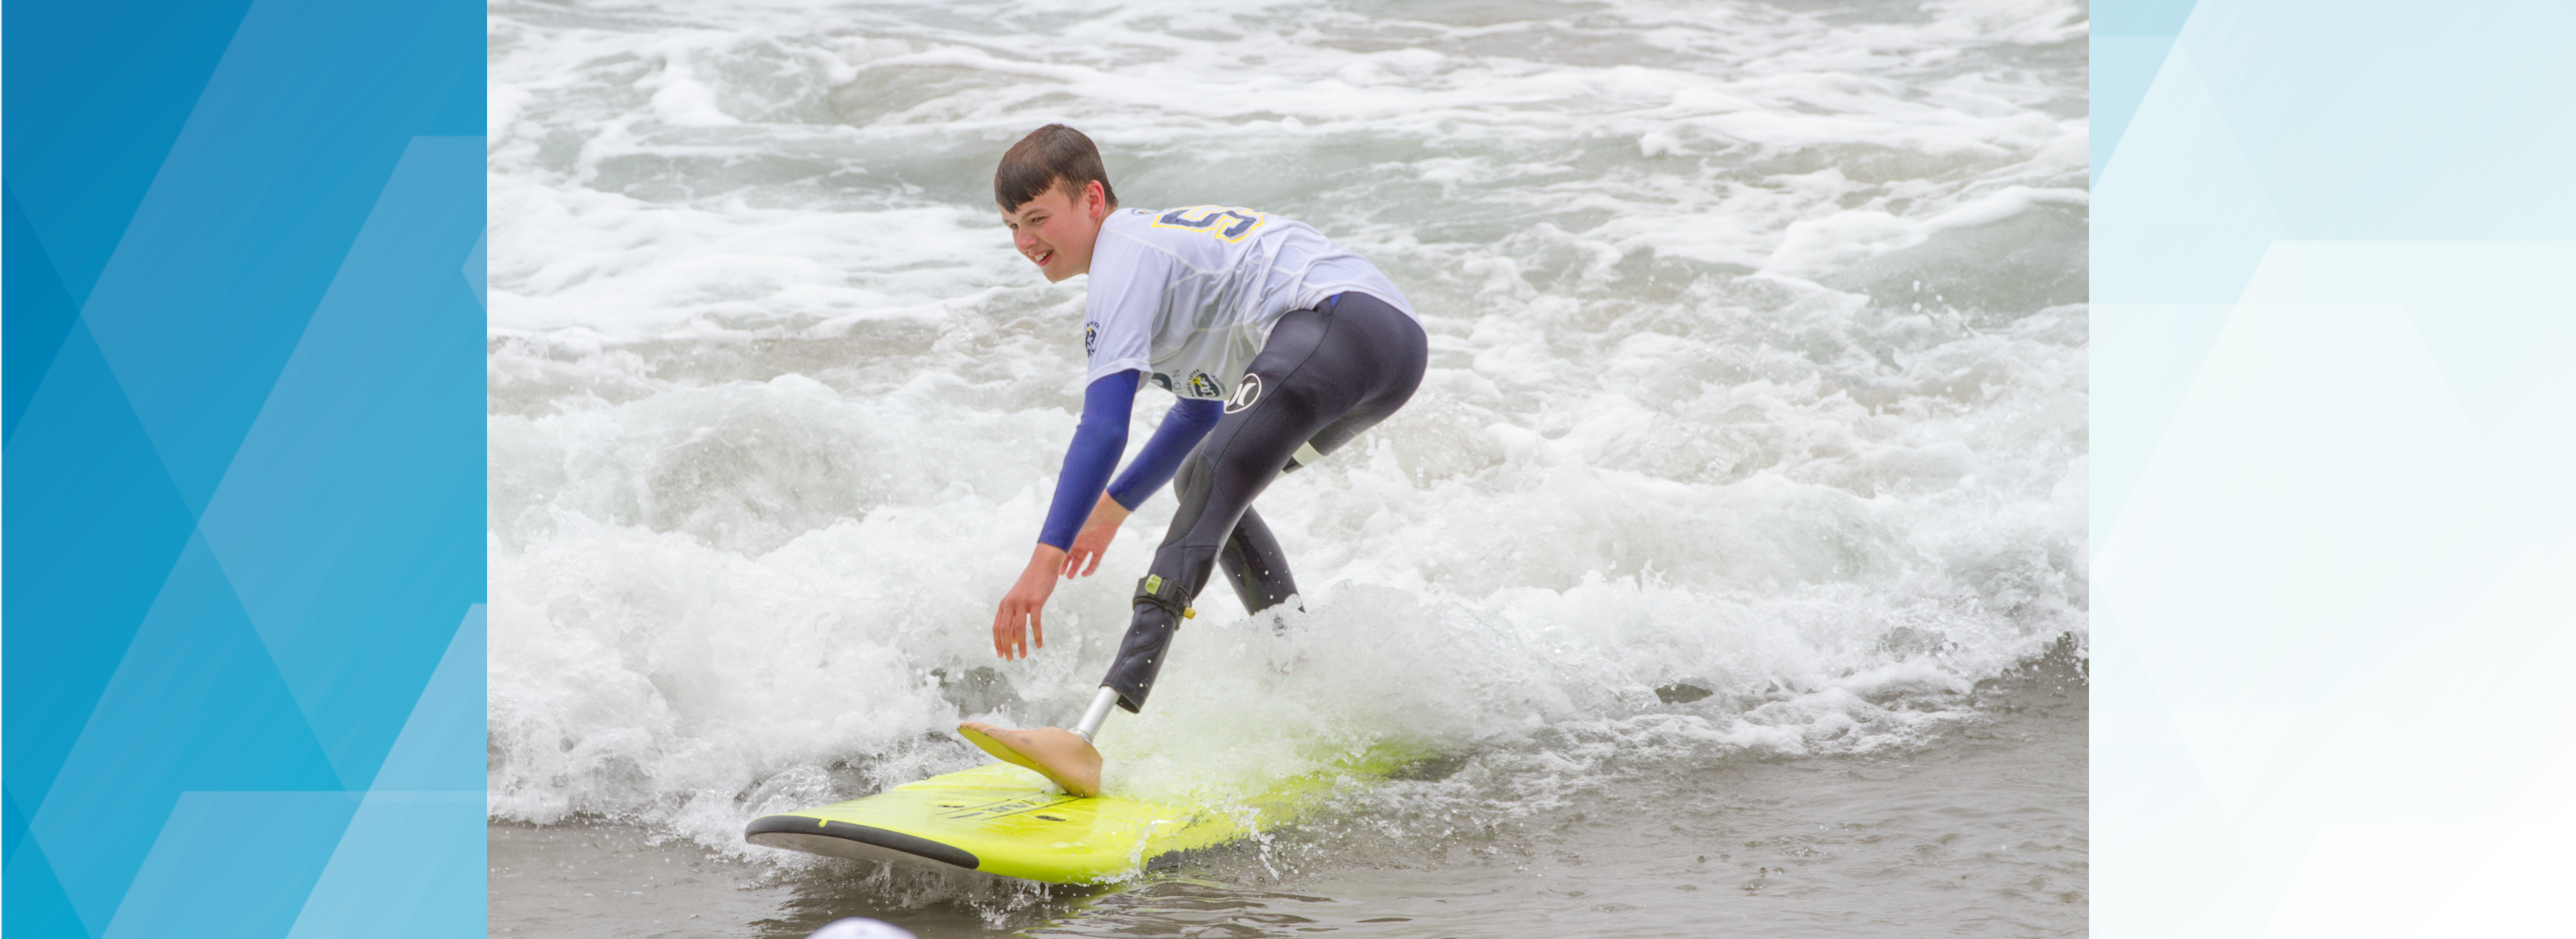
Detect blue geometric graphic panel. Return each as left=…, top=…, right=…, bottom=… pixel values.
left=2096, top=1, right=2576, bottom=936
left=99, top=792, right=362, bottom=939
left=2093, top=0, right=2199, bottom=36
left=0, top=0, right=260, bottom=306
left=2, top=320, right=204, bottom=817
left=2, top=1, right=485, bottom=936
left=195, top=135, right=486, bottom=792
left=30, top=535, right=346, bottom=933
left=2089, top=0, right=2192, bottom=183
left=3, top=186, right=90, bottom=440
left=2088, top=36, right=2173, bottom=185
left=285, top=608, right=488, bottom=939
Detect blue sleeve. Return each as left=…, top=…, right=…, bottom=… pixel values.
left=1106, top=398, right=1222, bottom=510
left=1037, top=372, right=1138, bottom=551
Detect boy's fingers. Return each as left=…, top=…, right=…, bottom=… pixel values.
left=994, top=605, right=1024, bottom=659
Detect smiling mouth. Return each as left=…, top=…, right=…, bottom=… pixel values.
left=1032, top=250, right=1053, bottom=265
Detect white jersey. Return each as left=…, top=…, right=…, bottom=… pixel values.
left=1081, top=205, right=1417, bottom=401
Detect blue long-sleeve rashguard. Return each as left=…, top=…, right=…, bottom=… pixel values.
left=1036, top=371, right=1224, bottom=550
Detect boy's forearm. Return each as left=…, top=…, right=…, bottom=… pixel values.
left=1106, top=398, right=1221, bottom=507
left=1036, top=374, right=1138, bottom=547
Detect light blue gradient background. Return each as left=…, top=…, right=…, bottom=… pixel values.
left=2096, top=1, right=2576, bottom=934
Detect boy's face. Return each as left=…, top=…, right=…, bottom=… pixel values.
left=1000, top=178, right=1108, bottom=283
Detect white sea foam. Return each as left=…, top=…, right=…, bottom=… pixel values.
left=488, top=0, right=2086, bottom=859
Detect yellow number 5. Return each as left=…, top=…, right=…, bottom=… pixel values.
left=1152, top=206, right=1268, bottom=242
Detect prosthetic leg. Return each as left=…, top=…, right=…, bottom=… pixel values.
left=1102, top=507, right=1297, bottom=712
left=959, top=514, right=1297, bottom=797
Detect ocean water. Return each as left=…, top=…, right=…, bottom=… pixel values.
left=486, top=0, right=2088, bottom=934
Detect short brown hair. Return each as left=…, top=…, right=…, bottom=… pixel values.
left=994, top=124, right=1118, bottom=212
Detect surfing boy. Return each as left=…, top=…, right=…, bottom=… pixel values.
left=959, top=125, right=1427, bottom=797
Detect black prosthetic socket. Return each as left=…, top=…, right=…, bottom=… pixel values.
left=1102, top=604, right=1181, bottom=713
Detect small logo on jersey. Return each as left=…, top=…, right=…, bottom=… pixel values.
left=1186, top=371, right=1222, bottom=398
left=1083, top=323, right=1097, bottom=355
left=1151, top=372, right=1173, bottom=391
left=1225, top=374, right=1264, bottom=414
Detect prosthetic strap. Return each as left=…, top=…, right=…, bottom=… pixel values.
left=1132, top=573, right=1195, bottom=622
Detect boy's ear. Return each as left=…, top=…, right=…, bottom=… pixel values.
left=1085, top=180, right=1108, bottom=218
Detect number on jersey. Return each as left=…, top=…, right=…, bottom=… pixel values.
left=1152, top=205, right=1268, bottom=242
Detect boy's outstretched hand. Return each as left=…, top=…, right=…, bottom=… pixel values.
left=993, top=544, right=1066, bottom=659
left=996, top=497, right=1132, bottom=659
left=1062, top=493, right=1131, bottom=577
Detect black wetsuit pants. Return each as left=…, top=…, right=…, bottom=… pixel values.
left=1102, top=292, right=1428, bottom=712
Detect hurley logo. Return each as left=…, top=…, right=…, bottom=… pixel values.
left=1225, top=374, right=1264, bottom=414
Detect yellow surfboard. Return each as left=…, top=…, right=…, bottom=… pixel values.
left=745, top=750, right=1406, bottom=883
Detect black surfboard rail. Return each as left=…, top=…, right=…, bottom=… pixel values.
left=745, top=814, right=981, bottom=871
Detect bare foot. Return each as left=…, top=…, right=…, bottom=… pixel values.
left=957, top=722, right=1103, bottom=797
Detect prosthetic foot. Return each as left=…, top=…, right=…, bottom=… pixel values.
left=957, top=722, right=1102, bottom=797
left=962, top=573, right=1203, bottom=798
